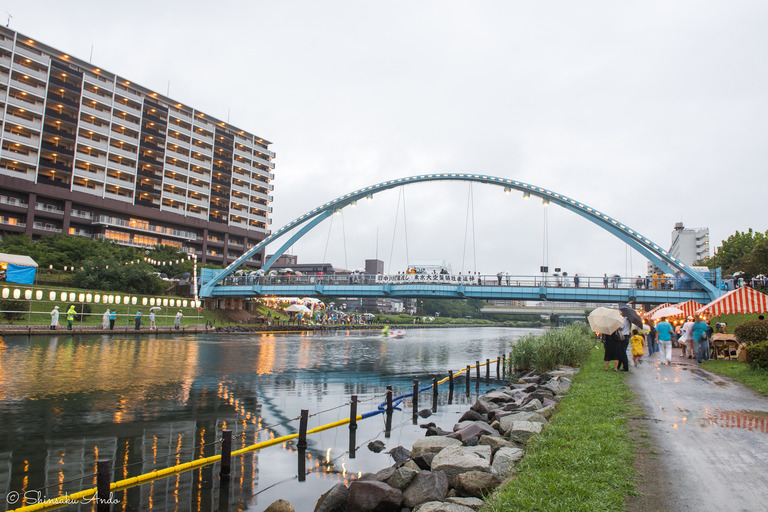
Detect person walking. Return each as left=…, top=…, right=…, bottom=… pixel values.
left=50, top=306, right=59, bottom=330
left=66, top=304, right=76, bottom=330
left=174, top=310, right=183, bottom=330
left=646, top=323, right=658, bottom=356
left=109, top=310, right=116, bottom=330
left=656, top=317, right=674, bottom=365
left=617, top=313, right=632, bottom=371
left=149, top=310, right=156, bottom=330
left=680, top=316, right=695, bottom=358
left=692, top=316, right=709, bottom=363
left=603, top=329, right=622, bottom=371
left=630, top=328, right=645, bottom=366
left=134, top=310, right=142, bottom=330
left=102, top=308, right=110, bottom=330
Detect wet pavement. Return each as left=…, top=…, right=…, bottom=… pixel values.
left=627, top=349, right=768, bottom=512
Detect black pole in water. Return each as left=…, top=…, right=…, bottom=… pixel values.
left=496, top=357, right=500, bottom=380
left=432, top=376, right=438, bottom=412
left=385, top=386, right=393, bottom=438
left=502, top=352, right=506, bottom=379
left=349, top=395, right=358, bottom=459
left=220, top=430, right=232, bottom=482
left=386, top=385, right=393, bottom=414
left=412, top=380, right=419, bottom=423
left=485, top=359, right=490, bottom=385
left=298, top=409, right=308, bottom=482
left=475, top=361, right=480, bottom=391
left=96, top=459, right=111, bottom=512
left=448, top=370, right=454, bottom=404
left=465, top=365, right=471, bottom=396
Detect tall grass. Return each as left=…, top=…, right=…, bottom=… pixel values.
left=509, top=324, right=594, bottom=372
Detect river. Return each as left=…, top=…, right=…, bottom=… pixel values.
left=0, top=326, right=540, bottom=512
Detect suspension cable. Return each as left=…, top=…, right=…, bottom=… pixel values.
left=341, top=210, right=348, bottom=270
left=322, top=214, right=335, bottom=264
left=470, top=183, right=477, bottom=273
left=402, top=188, right=410, bottom=267
left=461, top=184, right=471, bottom=273
left=387, top=189, right=402, bottom=274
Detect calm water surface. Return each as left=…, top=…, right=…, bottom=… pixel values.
left=0, top=327, right=539, bottom=512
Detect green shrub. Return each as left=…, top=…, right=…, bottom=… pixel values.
left=744, top=340, right=768, bottom=370
left=0, top=299, right=26, bottom=324
left=509, top=324, right=594, bottom=373
left=734, top=320, right=768, bottom=345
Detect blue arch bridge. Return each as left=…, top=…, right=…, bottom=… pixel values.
left=199, top=173, right=722, bottom=305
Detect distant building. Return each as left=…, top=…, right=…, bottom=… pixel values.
left=648, top=222, right=709, bottom=275
left=365, top=259, right=383, bottom=275
left=0, top=27, right=275, bottom=267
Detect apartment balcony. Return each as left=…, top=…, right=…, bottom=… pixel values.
left=165, top=161, right=189, bottom=177
left=250, top=189, right=273, bottom=202
left=108, top=144, right=138, bottom=161
left=166, top=146, right=190, bottom=162
left=14, top=45, right=47, bottom=64
left=252, top=153, right=275, bottom=169
left=187, top=181, right=209, bottom=195
left=76, top=151, right=107, bottom=167
left=0, top=196, right=28, bottom=208
left=0, top=55, right=11, bottom=68
left=7, top=95, right=44, bottom=116
left=81, top=88, right=113, bottom=104
left=2, top=130, right=39, bottom=149
left=79, top=118, right=110, bottom=136
left=185, top=208, right=208, bottom=221
left=113, top=100, right=142, bottom=118
left=187, top=195, right=209, bottom=208
left=4, top=112, right=41, bottom=132
left=162, top=189, right=187, bottom=203
left=80, top=104, right=110, bottom=123
left=106, top=158, right=137, bottom=173
left=114, top=87, right=142, bottom=103
left=10, top=77, right=46, bottom=99
left=3, top=150, right=37, bottom=166
left=103, top=189, right=133, bottom=203
left=111, top=115, right=141, bottom=132
left=35, top=203, right=65, bottom=216
left=79, top=137, right=109, bottom=152
left=164, top=176, right=187, bottom=189
left=32, top=222, right=63, bottom=233
left=231, top=182, right=250, bottom=196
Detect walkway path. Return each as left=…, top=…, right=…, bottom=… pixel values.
left=627, top=350, right=768, bottom=512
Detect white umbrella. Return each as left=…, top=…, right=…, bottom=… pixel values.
left=150, top=306, right=162, bottom=311
left=650, top=306, right=684, bottom=320
left=285, top=304, right=311, bottom=313
left=587, top=307, right=624, bottom=334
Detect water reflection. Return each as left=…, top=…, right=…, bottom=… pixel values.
left=0, top=327, right=535, bottom=511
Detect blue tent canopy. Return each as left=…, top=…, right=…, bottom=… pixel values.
left=0, top=253, right=38, bottom=285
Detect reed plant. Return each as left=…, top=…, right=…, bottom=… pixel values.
left=508, top=324, right=594, bottom=373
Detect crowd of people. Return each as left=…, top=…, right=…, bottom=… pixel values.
left=49, top=305, right=184, bottom=330
left=603, top=313, right=716, bottom=371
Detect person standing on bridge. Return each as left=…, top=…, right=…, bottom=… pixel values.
left=603, top=274, right=609, bottom=288
left=574, top=274, right=580, bottom=287
left=497, top=272, right=503, bottom=285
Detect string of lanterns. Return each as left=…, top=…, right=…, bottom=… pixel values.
left=0, top=286, right=201, bottom=308
left=47, top=254, right=196, bottom=272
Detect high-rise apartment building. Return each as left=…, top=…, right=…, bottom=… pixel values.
left=670, top=222, right=709, bottom=266
left=0, top=27, right=274, bottom=266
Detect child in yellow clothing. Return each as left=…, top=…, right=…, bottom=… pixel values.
left=630, top=329, right=645, bottom=366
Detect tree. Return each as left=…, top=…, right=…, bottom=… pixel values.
left=0, top=299, right=26, bottom=324
left=705, top=229, right=768, bottom=276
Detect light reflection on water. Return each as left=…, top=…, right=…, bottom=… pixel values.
left=0, top=327, right=538, bottom=511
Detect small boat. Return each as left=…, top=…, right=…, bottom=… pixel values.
left=387, top=330, right=405, bottom=339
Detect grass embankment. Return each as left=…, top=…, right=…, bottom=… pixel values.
left=483, top=348, right=638, bottom=512
left=374, top=313, right=542, bottom=328
left=700, top=360, right=768, bottom=396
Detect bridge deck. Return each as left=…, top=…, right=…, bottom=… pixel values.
left=209, top=283, right=712, bottom=304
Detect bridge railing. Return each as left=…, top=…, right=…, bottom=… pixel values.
left=221, top=273, right=715, bottom=291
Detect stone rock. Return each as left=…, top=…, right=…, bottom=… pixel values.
left=403, top=470, right=449, bottom=508
left=447, top=421, right=498, bottom=444
left=469, top=397, right=494, bottom=415
left=387, top=445, right=411, bottom=464
left=491, top=446, right=524, bottom=477
left=413, top=451, right=435, bottom=470
left=426, top=425, right=453, bottom=436
left=357, top=472, right=377, bottom=481
left=368, top=440, right=386, bottom=453
left=314, top=483, right=349, bottom=512
left=482, top=390, right=515, bottom=403
left=520, top=398, right=543, bottom=411
left=519, top=376, right=541, bottom=384
left=498, top=412, right=547, bottom=436
left=264, top=499, right=295, bottom=512
left=386, top=465, right=419, bottom=490
left=543, top=376, right=572, bottom=394
left=445, top=496, right=486, bottom=510
left=347, top=480, right=403, bottom=512
left=430, top=446, right=492, bottom=482
left=411, top=436, right=462, bottom=458
left=452, top=470, right=501, bottom=498
left=375, top=465, right=397, bottom=482
left=478, top=435, right=519, bottom=454
left=452, top=421, right=477, bottom=432
left=419, top=408, right=433, bottom=418
left=404, top=459, right=421, bottom=471
left=420, top=421, right=437, bottom=429
left=537, top=403, right=557, bottom=420
left=461, top=444, right=492, bottom=460
left=504, top=421, right=543, bottom=443
left=458, top=409, right=487, bottom=423
left=413, top=502, right=476, bottom=512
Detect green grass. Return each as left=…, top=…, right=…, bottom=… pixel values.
left=482, top=348, right=637, bottom=512
left=706, top=313, right=762, bottom=332
left=700, top=359, right=768, bottom=395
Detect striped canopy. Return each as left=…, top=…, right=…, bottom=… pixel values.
left=673, top=300, right=706, bottom=318
left=696, top=286, right=768, bottom=317
left=645, top=302, right=672, bottom=318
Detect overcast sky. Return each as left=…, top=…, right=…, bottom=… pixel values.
left=6, top=1, right=767, bottom=276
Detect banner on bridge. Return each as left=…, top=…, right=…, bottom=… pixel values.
left=375, top=274, right=477, bottom=284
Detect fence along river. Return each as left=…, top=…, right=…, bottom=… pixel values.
left=0, top=326, right=539, bottom=511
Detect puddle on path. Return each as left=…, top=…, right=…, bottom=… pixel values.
left=706, top=409, right=768, bottom=434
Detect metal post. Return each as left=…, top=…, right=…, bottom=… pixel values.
left=220, top=430, right=232, bottom=482
left=475, top=361, right=480, bottom=390
left=386, top=385, right=393, bottom=414
left=432, top=376, right=438, bottom=412
left=486, top=358, right=490, bottom=385
left=496, top=357, right=500, bottom=379
left=465, top=365, right=470, bottom=396
left=349, top=395, right=358, bottom=458
left=502, top=352, right=506, bottom=379
left=385, top=386, right=393, bottom=438
left=96, top=459, right=111, bottom=512
left=298, top=409, right=308, bottom=482
left=412, top=380, right=419, bottom=423
left=448, top=370, right=454, bottom=404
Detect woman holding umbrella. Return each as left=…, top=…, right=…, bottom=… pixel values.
left=604, top=329, right=623, bottom=371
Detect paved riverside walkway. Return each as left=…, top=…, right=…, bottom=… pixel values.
left=627, top=350, right=768, bottom=512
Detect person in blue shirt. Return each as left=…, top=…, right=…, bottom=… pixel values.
left=655, top=317, right=674, bottom=365
left=692, top=316, right=709, bottom=363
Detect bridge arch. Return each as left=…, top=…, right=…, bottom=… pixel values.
left=200, top=174, right=719, bottom=299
